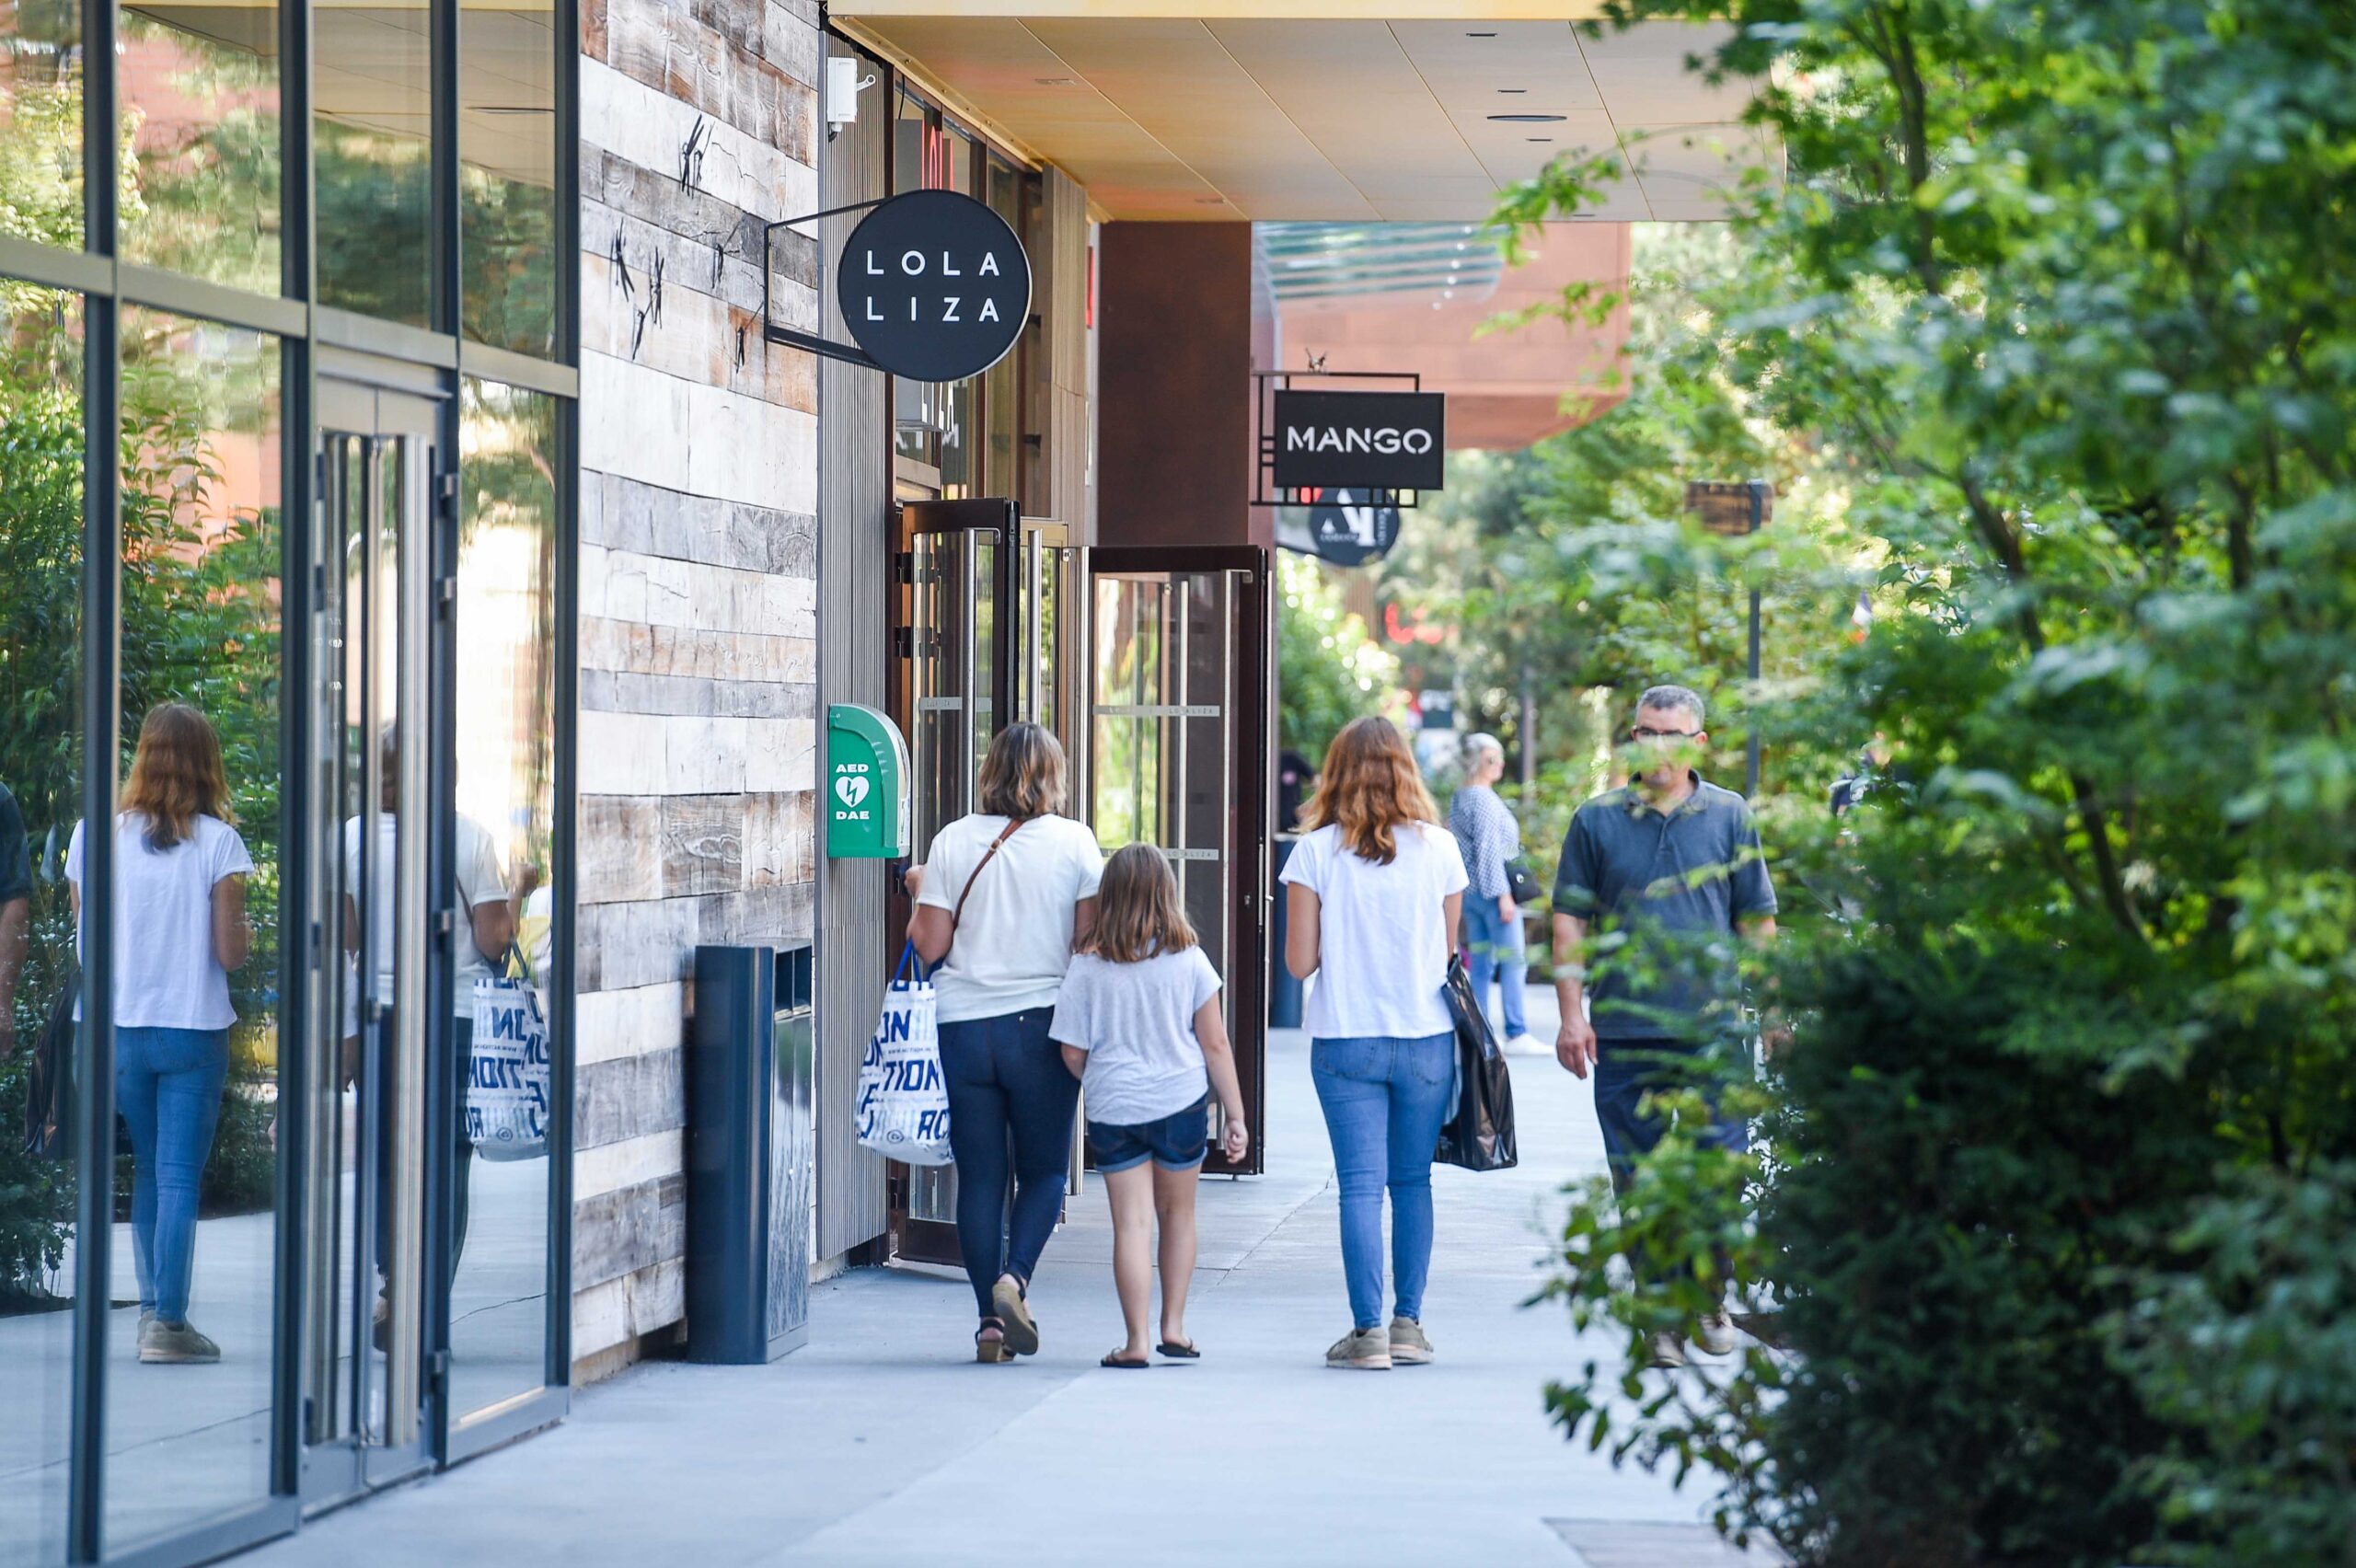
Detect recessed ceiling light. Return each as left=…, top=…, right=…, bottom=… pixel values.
left=1465, top=30, right=1496, bottom=37
left=1489, top=113, right=1566, bottom=122
left=1497, top=88, right=1529, bottom=94
left=1034, top=76, right=1077, bottom=86
left=1527, top=136, right=1553, bottom=143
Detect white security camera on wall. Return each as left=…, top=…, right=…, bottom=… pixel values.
left=826, top=57, right=876, bottom=137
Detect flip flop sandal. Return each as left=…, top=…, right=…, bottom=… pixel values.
left=1155, top=1340, right=1200, bottom=1360
left=991, top=1278, right=1041, bottom=1356
left=1100, top=1351, right=1151, bottom=1369
left=976, top=1319, right=1014, bottom=1364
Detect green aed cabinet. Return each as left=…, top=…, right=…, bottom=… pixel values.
left=826, top=703, right=910, bottom=859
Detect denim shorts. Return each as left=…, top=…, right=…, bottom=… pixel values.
left=1088, top=1097, right=1210, bottom=1173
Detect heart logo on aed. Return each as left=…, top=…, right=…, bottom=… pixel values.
left=835, top=774, right=872, bottom=809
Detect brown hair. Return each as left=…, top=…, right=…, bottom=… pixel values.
left=976, top=721, right=1067, bottom=819
left=1301, top=716, right=1439, bottom=866
left=121, top=702, right=235, bottom=851
left=1086, top=843, right=1198, bottom=964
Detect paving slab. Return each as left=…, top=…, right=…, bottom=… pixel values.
left=239, top=986, right=1758, bottom=1568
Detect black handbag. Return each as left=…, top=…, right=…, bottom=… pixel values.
left=23, top=960, right=77, bottom=1161
left=1436, top=956, right=1518, bottom=1172
left=1504, top=856, right=1542, bottom=906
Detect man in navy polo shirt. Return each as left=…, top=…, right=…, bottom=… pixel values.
left=1550, top=684, right=1777, bottom=1366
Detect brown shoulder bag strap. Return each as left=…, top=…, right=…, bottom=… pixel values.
left=946, top=817, right=1029, bottom=948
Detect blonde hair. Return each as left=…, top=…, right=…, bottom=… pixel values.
left=976, top=722, right=1068, bottom=819
left=1301, top=716, right=1439, bottom=866
left=1086, top=842, right=1198, bottom=964
left=121, top=702, right=235, bottom=851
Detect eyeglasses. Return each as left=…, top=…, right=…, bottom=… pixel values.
left=1630, top=726, right=1701, bottom=743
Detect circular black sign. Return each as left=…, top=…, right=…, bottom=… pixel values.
left=837, top=190, right=1031, bottom=384
left=1308, top=490, right=1402, bottom=566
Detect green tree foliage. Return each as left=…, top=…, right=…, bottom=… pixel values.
left=1277, top=552, right=1402, bottom=761
left=1510, top=2, right=2356, bottom=1564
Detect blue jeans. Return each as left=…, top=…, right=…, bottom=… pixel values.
left=1461, top=894, right=1528, bottom=1038
left=115, top=1026, right=231, bottom=1323
left=1310, top=1032, right=1456, bottom=1332
left=936, top=1007, right=1081, bottom=1320
left=1592, top=1037, right=1750, bottom=1195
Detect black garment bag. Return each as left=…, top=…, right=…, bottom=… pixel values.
left=1436, top=956, right=1518, bottom=1171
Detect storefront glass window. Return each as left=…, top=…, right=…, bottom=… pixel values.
left=119, top=0, right=283, bottom=293
left=2, top=2, right=84, bottom=243
left=460, top=0, right=558, bottom=355
left=318, top=0, right=433, bottom=325
left=449, top=377, right=559, bottom=1418
left=105, top=308, right=283, bottom=1551
left=0, top=280, right=84, bottom=1568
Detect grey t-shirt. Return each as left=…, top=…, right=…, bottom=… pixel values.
left=1048, top=946, right=1222, bottom=1126
left=1553, top=774, right=1776, bottom=1043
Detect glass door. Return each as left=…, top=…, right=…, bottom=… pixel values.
left=299, top=376, right=440, bottom=1503
left=1086, top=549, right=1273, bottom=1174
left=893, top=500, right=1014, bottom=1264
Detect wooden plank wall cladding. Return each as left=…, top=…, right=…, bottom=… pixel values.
left=1040, top=167, right=1095, bottom=538
left=813, top=34, right=892, bottom=1261
left=573, top=0, right=824, bottom=1379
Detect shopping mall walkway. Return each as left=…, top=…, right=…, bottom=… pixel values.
left=247, top=990, right=1769, bottom=1568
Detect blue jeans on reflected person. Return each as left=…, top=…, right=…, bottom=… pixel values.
left=1310, top=1032, right=1456, bottom=1332
left=115, top=1025, right=231, bottom=1324
left=935, top=1007, right=1081, bottom=1320
left=1460, top=893, right=1528, bottom=1039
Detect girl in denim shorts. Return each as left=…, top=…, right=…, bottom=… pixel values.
left=1050, top=845, right=1249, bottom=1368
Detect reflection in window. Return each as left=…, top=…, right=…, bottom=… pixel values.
left=119, top=0, right=282, bottom=292
left=461, top=0, right=557, bottom=354
left=105, top=308, right=282, bottom=1552
left=317, top=0, right=432, bottom=325
left=450, top=378, right=559, bottom=1416
left=1, top=0, right=83, bottom=242
left=0, top=282, right=83, bottom=1568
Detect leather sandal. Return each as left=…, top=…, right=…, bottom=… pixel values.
left=991, top=1278, right=1040, bottom=1356
left=975, top=1318, right=1014, bottom=1364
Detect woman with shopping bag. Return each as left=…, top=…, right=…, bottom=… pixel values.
left=903, top=723, right=1103, bottom=1363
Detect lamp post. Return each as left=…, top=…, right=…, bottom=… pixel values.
left=1684, top=480, right=1773, bottom=798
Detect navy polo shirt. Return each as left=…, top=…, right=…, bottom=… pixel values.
left=1553, top=772, right=1776, bottom=1043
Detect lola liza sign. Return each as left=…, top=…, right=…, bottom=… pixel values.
left=837, top=189, right=1031, bottom=383
left=1270, top=388, right=1447, bottom=493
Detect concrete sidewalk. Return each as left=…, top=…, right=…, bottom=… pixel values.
left=249, top=986, right=1750, bottom=1568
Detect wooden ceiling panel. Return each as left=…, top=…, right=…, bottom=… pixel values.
left=1387, top=19, right=1601, bottom=114
left=848, top=12, right=1771, bottom=221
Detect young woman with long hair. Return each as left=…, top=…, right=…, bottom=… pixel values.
left=1278, top=716, right=1468, bottom=1370
left=1051, top=844, right=1249, bottom=1367
left=66, top=702, right=254, bottom=1365
left=904, top=722, right=1104, bottom=1362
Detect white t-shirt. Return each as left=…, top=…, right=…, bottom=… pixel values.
left=1278, top=820, right=1469, bottom=1040
left=917, top=813, right=1103, bottom=1023
left=343, top=812, right=510, bottom=1020
left=1051, top=946, right=1223, bottom=1125
left=66, top=813, right=254, bottom=1030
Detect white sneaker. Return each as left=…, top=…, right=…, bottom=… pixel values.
left=1502, top=1032, right=1550, bottom=1057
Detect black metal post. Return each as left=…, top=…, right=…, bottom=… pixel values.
left=1746, top=586, right=1762, bottom=798
left=1743, top=479, right=1761, bottom=800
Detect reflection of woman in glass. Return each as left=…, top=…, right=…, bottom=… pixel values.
left=66, top=703, right=253, bottom=1365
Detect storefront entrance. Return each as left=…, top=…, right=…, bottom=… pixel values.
left=297, top=374, right=442, bottom=1505
left=885, top=502, right=1272, bottom=1265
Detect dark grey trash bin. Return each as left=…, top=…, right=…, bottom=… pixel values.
left=686, top=942, right=813, bottom=1364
